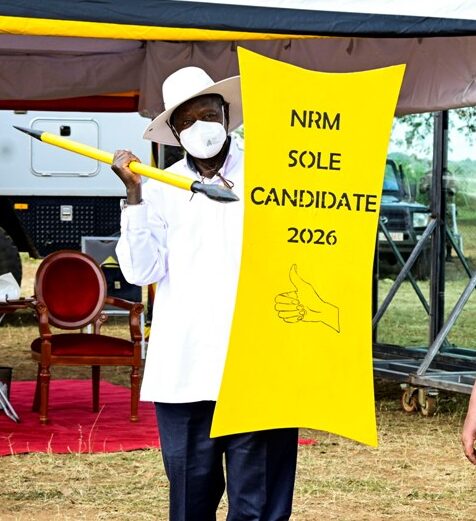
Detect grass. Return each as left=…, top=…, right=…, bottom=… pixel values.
left=2, top=250, right=476, bottom=520
left=376, top=276, right=476, bottom=348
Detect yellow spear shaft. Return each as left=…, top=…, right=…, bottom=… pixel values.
left=14, top=126, right=239, bottom=203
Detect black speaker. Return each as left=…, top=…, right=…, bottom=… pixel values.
left=81, top=236, right=141, bottom=303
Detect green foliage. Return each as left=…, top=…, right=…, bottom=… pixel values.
left=451, top=107, right=476, bottom=136
left=396, top=113, right=433, bottom=153
left=389, top=120, right=476, bottom=206
left=394, top=108, right=476, bottom=154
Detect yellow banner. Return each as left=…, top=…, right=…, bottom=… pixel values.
left=211, top=48, right=405, bottom=446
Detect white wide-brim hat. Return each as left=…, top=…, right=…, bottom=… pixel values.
left=143, top=66, right=242, bottom=146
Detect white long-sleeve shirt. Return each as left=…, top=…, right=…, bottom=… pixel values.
left=116, top=138, right=244, bottom=403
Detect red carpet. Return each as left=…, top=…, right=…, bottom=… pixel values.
left=0, top=380, right=315, bottom=456
left=0, top=380, right=159, bottom=455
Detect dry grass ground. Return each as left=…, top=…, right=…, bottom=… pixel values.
left=0, top=389, right=474, bottom=521
left=1, top=257, right=476, bottom=520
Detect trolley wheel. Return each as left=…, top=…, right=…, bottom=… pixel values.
left=401, top=388, right=418, bottom=413
left=419, top=395, right=437, bottom=417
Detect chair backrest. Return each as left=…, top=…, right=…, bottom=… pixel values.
left=35, top=250, right=107, bottom=329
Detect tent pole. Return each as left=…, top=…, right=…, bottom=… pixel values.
left=429, top=111, right=447, bottom=344
left=372, top=235, right=379, bottom=343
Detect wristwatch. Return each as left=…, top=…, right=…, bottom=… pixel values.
left=120, top=199, right=144, bottom=210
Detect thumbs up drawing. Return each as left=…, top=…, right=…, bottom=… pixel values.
left=274, top=264, right=340, bottom=332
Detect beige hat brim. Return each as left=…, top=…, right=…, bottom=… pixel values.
left=143, top=75, right=242, bottom=146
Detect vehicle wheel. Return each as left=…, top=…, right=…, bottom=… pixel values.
left=0, top=227, right=22, bottom=285
left=413, top=249, right=431, bottom=280
left=401, top=388, right=418, bottom=413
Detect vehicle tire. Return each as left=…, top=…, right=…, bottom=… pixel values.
left=0, top=227, right=22, bottom=285
left=413, top=248, right=431, bottom=280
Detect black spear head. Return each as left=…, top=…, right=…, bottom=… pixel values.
left=13, top=126, right=43, bottom=140
left=191, top=181, right=239, bottom=203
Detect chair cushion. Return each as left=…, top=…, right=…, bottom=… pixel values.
left=31, top=333, right=135, bottom=357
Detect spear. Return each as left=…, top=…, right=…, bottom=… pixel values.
left=14, top=127, right=239, bottom=203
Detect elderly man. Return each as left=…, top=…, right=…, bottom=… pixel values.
left=112, top=67, right=298, bottom=521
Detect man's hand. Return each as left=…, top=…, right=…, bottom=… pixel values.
left=111, top=150, right=142, bottom=204
left=274, top=264, right=340, bottom=332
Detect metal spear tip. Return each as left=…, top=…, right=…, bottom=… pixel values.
left=191, top=181, right=240, bottom=203
left=13, top=126, right=43, bottom=140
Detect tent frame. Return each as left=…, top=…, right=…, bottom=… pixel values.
left=373, top=110, right=476, bottom=413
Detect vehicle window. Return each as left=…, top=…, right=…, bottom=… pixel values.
left=383, top=163, right=400, bottom=192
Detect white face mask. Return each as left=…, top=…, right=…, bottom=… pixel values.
left=179, top=119, right=227, bottom=159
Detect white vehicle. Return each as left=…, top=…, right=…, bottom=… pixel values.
left=0, top=110, right=150, bottom=285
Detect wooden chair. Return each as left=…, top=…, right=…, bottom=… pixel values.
left=30, top=250, right=143, bottom=424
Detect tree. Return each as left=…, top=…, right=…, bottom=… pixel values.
left=393, top=108, right=476, bottom=155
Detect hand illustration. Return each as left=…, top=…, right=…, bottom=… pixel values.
left=274, top=264, right=340, bottom=332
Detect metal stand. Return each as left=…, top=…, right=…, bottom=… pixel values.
left=0, top=385, right=20, bottom=422
left=373, top=111, right=476, bottom=415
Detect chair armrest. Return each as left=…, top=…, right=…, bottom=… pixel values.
left=32, top=300, right=52, bottom=339
left=104, top=296, right=144, bottom=341
left=105, top=296, right=137, bottom=311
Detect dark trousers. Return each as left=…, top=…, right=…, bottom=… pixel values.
left=155, top=401, right=298, bottom=521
